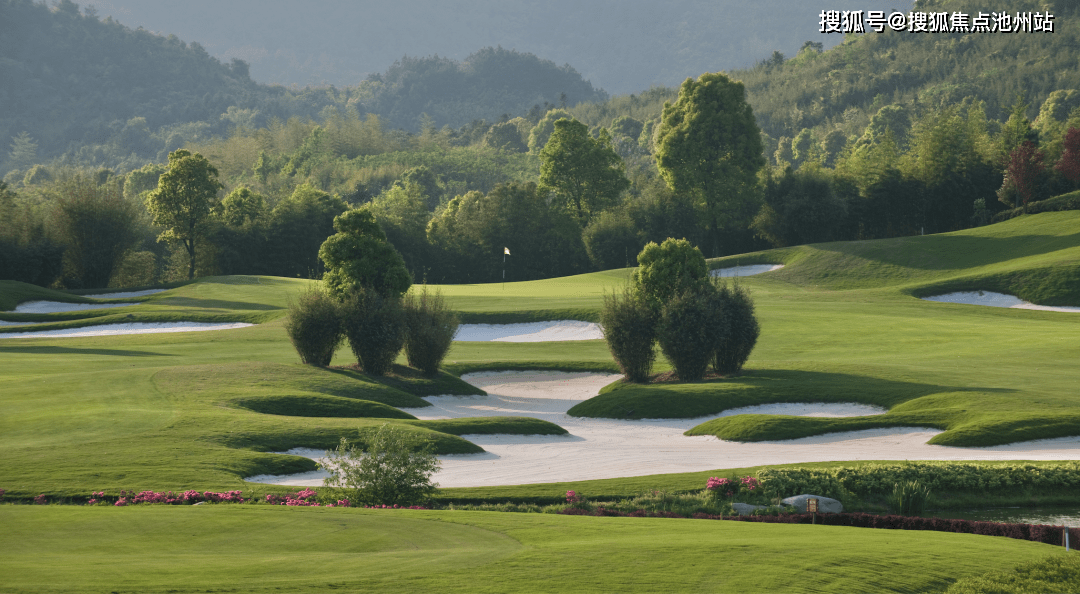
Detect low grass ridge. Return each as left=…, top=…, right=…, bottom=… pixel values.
left=406, top=416, right=568, bottom=436
left=0, top=505, right=1059, bottom=594
left=0, top=279, right=99, bottom=311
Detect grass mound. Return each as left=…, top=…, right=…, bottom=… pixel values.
left=234, top=394, right=417, bottom=419
left=407, top=416, right=568, bottom=436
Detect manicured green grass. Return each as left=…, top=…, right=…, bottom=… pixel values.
left=565, top=213, right=1080, bottom=446
left=430, top=268, right=631, bottom=322
left=3, top=212, right=1080, bottom=497
left=0, top=505, right=1062, bottom=594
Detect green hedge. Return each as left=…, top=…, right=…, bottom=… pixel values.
left=756, top=462, right=1080, bottom=502
left=991, top=190, right=1080, bottom=223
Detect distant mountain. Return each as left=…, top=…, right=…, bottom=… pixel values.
left=0, top=0, right=605, bottom=170
left=88, top=0, right=913, bottom=95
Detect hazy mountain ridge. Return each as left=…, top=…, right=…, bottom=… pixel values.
left=87, top=0, right=913, bottom=94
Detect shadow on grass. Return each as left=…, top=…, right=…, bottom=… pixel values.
left=154, top=296, right=283, bottom=311
left=812, top=232, right=1080, bottom=272
left=569, top=368, right=1008, bottom=420
left=0, top=345, right=174, bottom=357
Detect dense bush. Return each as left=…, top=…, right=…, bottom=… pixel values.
left=632, top=238, right=709, bottom=309
left=991, top=189, right=1080, bottom=223
left=712, top=280, right=760, bottom=375
left=319, top=208, right=412, bottom=300
left=656, top=288, right=718, bottom=382
left=342, top=288, right=406, bottom=376
left=402, top=287, right=459, bottom=376
left=756, top=462, right=1080, bottom=503
left=599, top=286, right=657, bottom=382
left=319, top=424, right=440, bottom=506
left=283, top=285, right=343, bottom=366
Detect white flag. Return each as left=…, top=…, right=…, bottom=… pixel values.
left=504, top=247, right=510, bottom=255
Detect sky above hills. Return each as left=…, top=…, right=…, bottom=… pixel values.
left=86, top=0, right=914, bottom=95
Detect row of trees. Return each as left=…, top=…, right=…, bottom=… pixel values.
left=10, top=76, right=1080, bottom=290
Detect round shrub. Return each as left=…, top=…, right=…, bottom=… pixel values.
left=600, top=286, right=657, bottom=382
left=402, top=287, right=459, bottom=376
left=632, top=237, right=709, bottom=309
left=342, top=288, right=405, bottom=376
left=712, top=281, right=760, bottom=375
left=283, top=285, right=343, bottom=366
left=657, top=288, right=719, bottom=382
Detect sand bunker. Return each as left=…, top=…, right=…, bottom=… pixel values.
left=13, top=301, right=138, bottom=314
left=923, top=291, right=1080, bottom=313
left=710, top=264, right=784, bottom=278
left=239, top=370, right=1080, bottom=490
left=0, top=322, right=254, bottom=339
left=454, top=321, right=603, bottom=342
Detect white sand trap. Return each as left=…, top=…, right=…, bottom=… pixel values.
left=710, top=264, right=784, bottom=278
left=923, top=291, right=1080, bottom=313
left=0, top=322, right=253, bottom=339
left=241, top=371, right=1080, bottom=490
left=84, top=289, right=165, bottom=299
left=13, top=301, right=138, bottom=314
left=454, top=321, right=603, bottom=342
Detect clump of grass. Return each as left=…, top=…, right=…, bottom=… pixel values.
left=283, top=285, right=343, bottom=366
left=599, top=286, right=657, bottom=382
left=342, top=288, right=405, bottom=376
left=402, top=287, right=459, bottom=377
left=890, top=480, right=932, bottom=515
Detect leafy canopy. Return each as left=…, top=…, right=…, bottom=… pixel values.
left=538, top=118, right=630, bottom=223
left=144, top=149, right=222, bottom=280
left=654, top=72, right=765, bottom=253
left=631, top=237, right=709, bottom=309
left=319, top=208, right=412, bottom=299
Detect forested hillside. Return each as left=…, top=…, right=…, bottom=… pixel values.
left=3, top=0, right=1080, bottom=294
left=0, top=0, right=604, bottom=171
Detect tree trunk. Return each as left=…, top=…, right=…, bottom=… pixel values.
left=187, top=239, right=196, bottom=280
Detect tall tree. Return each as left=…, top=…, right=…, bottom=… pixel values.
left=1055, top=128, right=1080, bottom=187
left=53, top=174, right=140, bottom=288
left=145, top=149, right=223, bottom=280
left=654, top=73, right=765, bottom=256
left=537, top=118, right=629, bottom=224
left=999, top=141, right=1047, bottom=207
